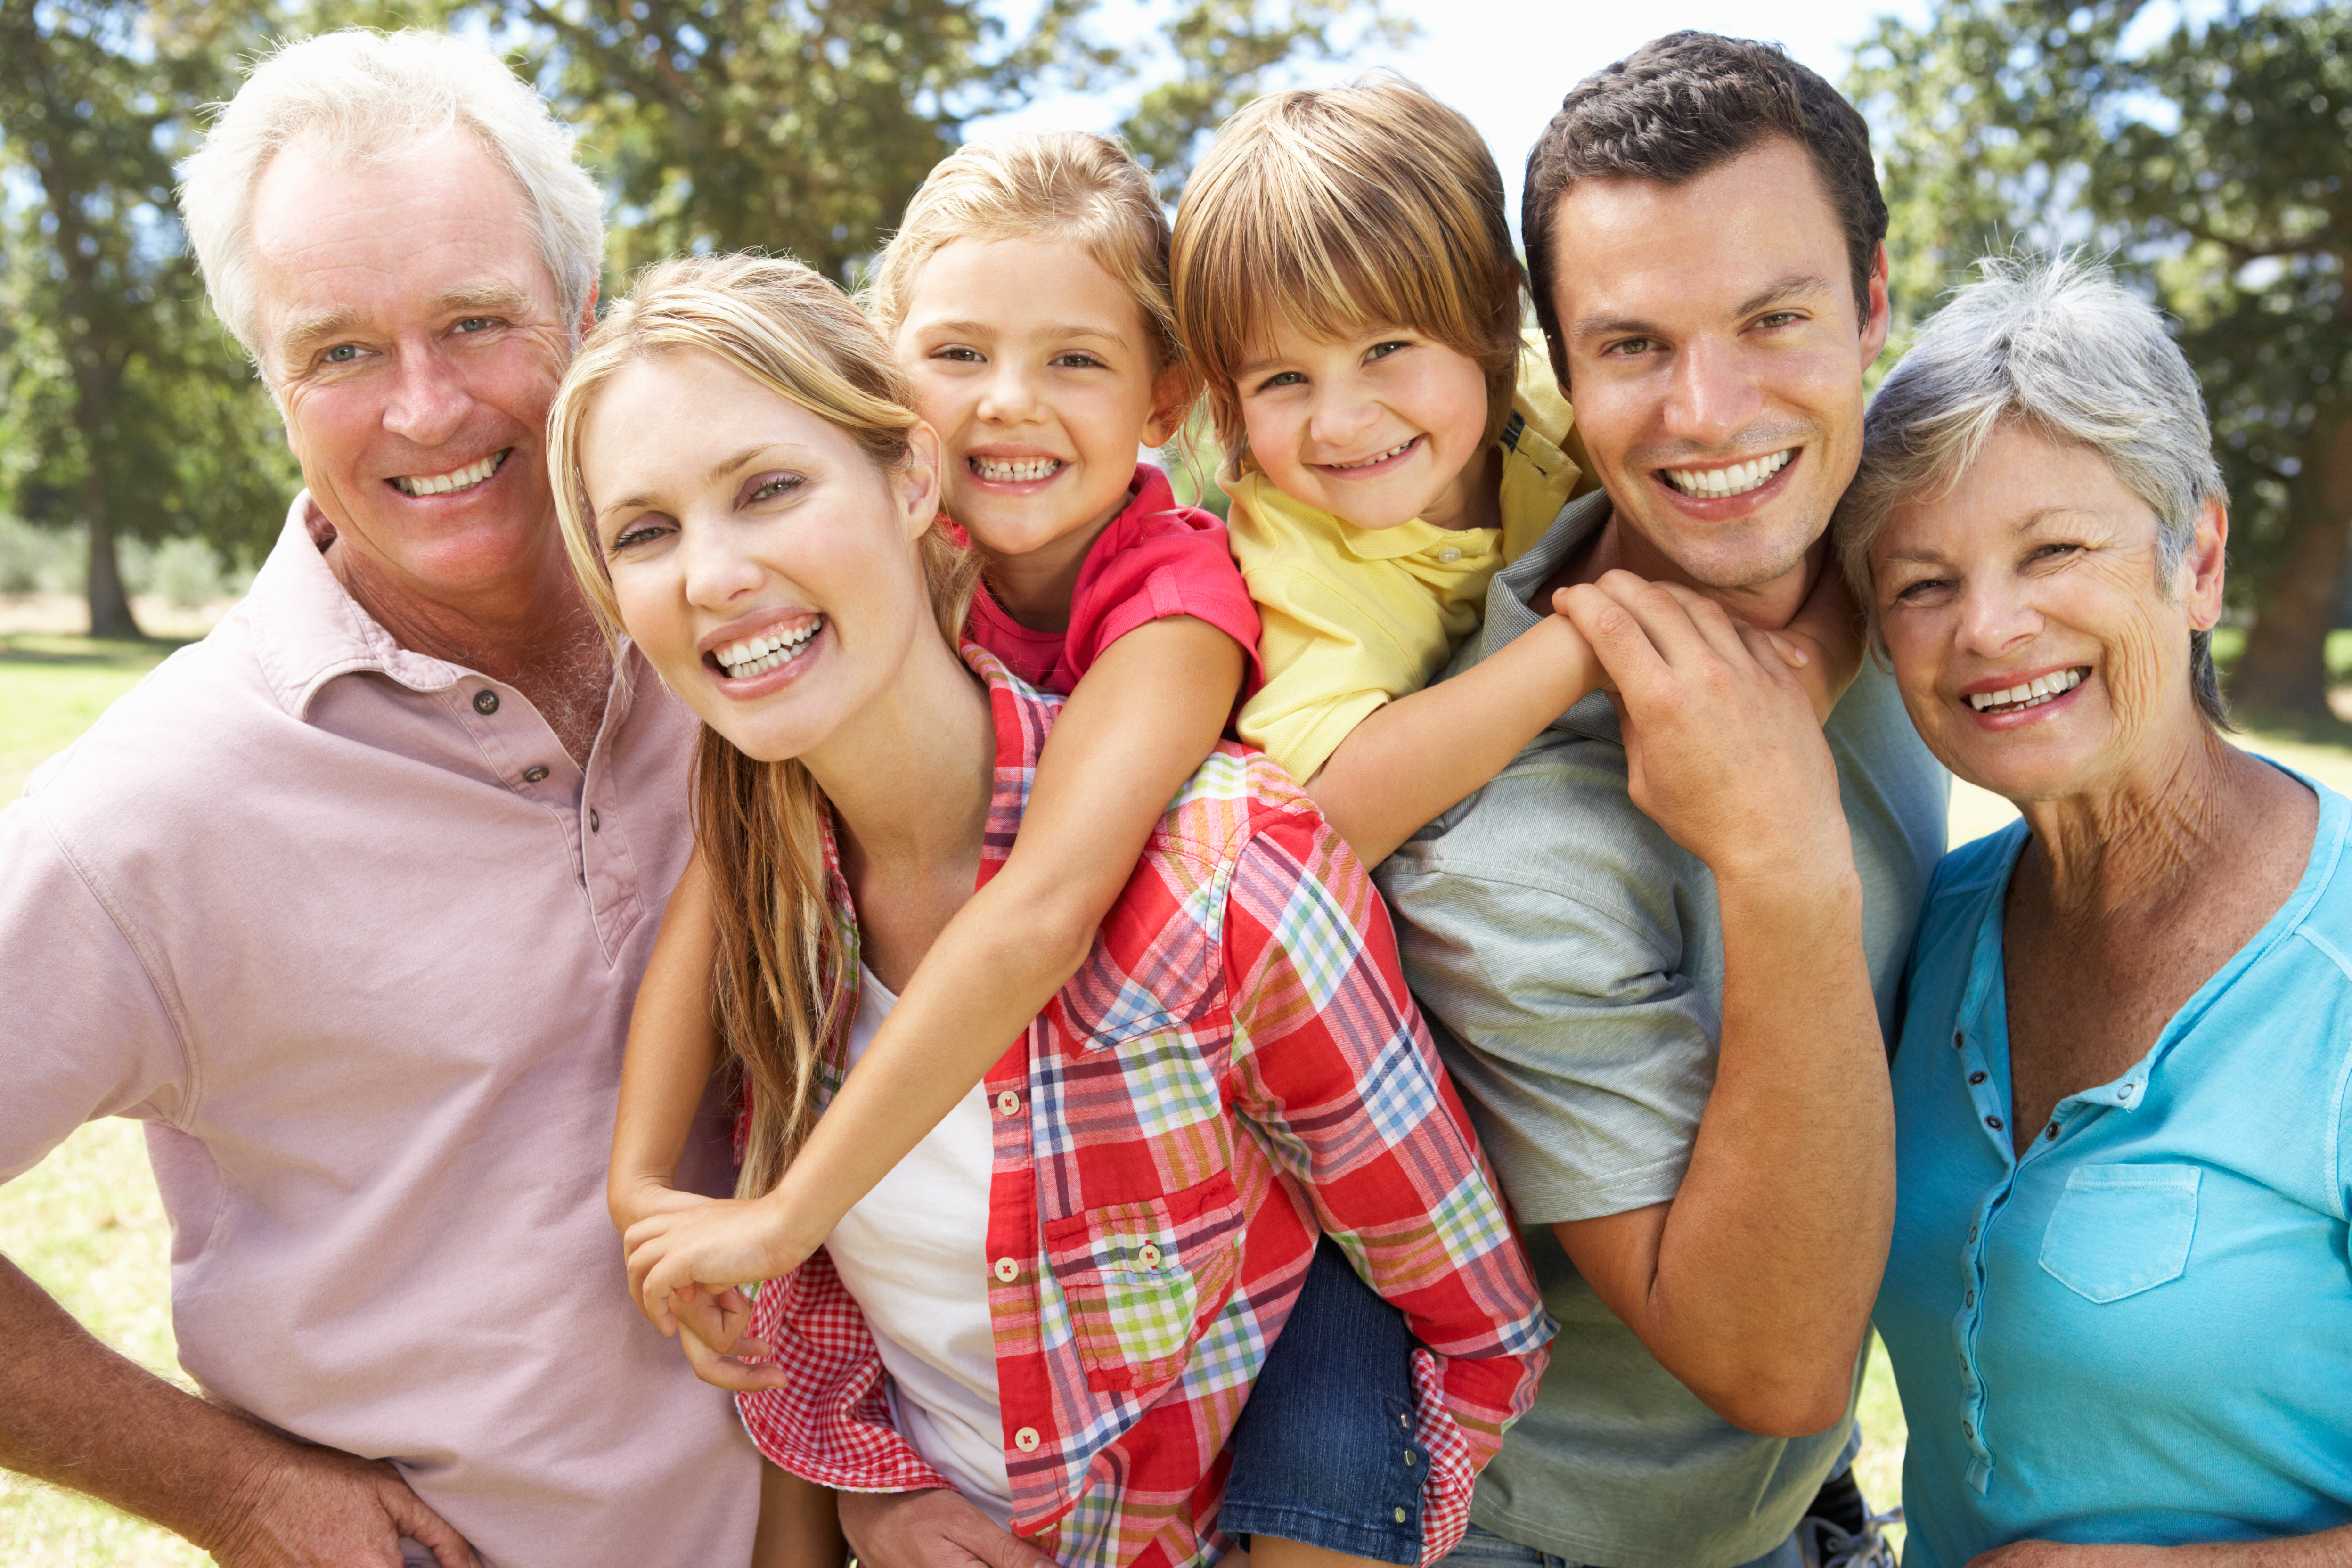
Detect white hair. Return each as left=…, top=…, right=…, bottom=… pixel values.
left=180, top=28, right=604, bottom=372
left=1838, top=251, right=2230, bottom=727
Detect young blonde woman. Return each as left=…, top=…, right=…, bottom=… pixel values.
left=547, top=253, right=1550, bottom=1568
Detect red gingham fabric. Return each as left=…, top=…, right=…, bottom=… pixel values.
left=738, top=647, right=1550, bottom=1567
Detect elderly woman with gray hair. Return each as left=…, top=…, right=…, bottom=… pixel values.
left=1849, top=256, right=2352, bottom=1568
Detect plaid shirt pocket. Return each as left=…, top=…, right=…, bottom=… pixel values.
left=1043, top=1171, right=1247, bottom=1394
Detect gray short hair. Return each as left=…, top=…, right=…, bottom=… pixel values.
left=1836, top=252, right=2230, bottom=728
left=180, top=28, right=604, bottom=373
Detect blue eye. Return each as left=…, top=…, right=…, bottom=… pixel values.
left=456, top=317, right=493, bottom=333
left=324, top=344, right=359, bottom=363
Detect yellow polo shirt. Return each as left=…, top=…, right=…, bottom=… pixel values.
left=1228, top=339, right=1590, bottom=783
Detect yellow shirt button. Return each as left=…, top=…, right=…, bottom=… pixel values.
left=1014, top=1426, right=1041, bottom=1453
left=1139, top=1241, right=1163, bottom=1269
left=1437, top=547, right=1463, bottom=564
left=993, top=1257, right=1019, bottom=1283
left=996, top=1089, right=1021, bottom=1117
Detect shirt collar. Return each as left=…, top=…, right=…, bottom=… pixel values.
left=241, top=489, right=651, bottom=722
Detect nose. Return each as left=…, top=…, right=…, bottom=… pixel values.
left=1954, top=573, right=2042, bottom=660
left=975, top=359, right=1040, bottom=427
left=1305, top=382, right=1378, bottom=452
left=1659, top=336, right=1764, bottom=448
left=679, top=512, right=764, bottom=612
left=380, top=337, right=474, bottom=448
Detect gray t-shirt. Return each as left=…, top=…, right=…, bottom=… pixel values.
left=1377, top=490, right=1948, bottom=1568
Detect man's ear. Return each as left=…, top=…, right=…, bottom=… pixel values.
left=2182, top=493, right=2229, bottom=630
left=577, top=281, right=600, bottom=343
left=1858, top=242, right=1892, bottom=369
left=1140, top=360, right=1199, bottom=450
left=898, top=421, right=943, bottom=539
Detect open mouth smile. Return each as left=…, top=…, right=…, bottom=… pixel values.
left=971, top=456, right=1064, bottom=482
left=710, top=617, right=825, bottom=680
left=390, top=449, right=510, bottom=497
left=1319, top=436, right=1421, bottom=473
left=1967, top=667, right=2086, bottom=714
left=1658, top=449, right=1794, bottom=499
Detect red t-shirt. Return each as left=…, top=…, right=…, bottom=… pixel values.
left=961, top=464, right=1263, bottom=698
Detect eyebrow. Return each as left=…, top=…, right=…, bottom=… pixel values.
left=1569, top=272, right=1836, bottom=343
left=917, top=318, right=1128, bottom=345
left=275, top=283, right=537, bottom=362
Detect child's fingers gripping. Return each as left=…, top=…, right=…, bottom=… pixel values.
left=678, top=1316, right=789, bottom=1393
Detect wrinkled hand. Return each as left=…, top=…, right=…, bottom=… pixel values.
left=1552, top=571, right=1852, bottom=886
left=838, top=1488, right=1057, bottom=1568
left=205, top=1441, right=479, bottom=1568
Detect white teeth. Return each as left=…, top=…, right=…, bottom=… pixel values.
left=973, top=456, right=1062, bottom=482
left=392, top=449, right=509, bottom=497
left=714, top=617, right=824, bottom=676
left=1967, top=667, right=2085, bottom=712
left=1328, top=441, right=1413, bottom=471
left=1660, top=448, right=1793, bottom=498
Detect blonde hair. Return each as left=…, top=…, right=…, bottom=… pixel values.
left=1171, top=79, right=1526, bottom=470
left=865, top=131, right=1183, bottom=371
left=547, top=252, right=980, bottom=1198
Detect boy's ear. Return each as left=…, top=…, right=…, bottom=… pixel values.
left=1141, top=359, right=1200, bottom=451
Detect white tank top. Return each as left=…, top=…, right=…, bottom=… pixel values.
left=822, top=964, right=1015, bottom=1522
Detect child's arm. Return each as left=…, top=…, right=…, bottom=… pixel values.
left=1312, top=564, right=1865, bottom=870
left=751, top=1463, right=847, bottom=1568
left=609, top=849, right=726, bottom=1238
left=627, top=616, right=1247, bottom=1328
left=1303, top=612, right=1605, bottom=867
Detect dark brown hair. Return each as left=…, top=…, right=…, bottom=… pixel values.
left=1521, top=32, right=1887, bottom=386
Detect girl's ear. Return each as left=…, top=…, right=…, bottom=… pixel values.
left=1140, top=360, right=1200, bottom=451
left=898, top=421, right=943, bottom=540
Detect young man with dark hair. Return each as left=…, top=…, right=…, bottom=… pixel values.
left=1378, top=32, right=1947, bottom=1568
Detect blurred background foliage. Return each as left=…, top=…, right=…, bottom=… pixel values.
left=0, top=0, right=2345, bottom=719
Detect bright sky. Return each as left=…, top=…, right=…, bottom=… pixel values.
left=966, top=0, right=1934, bottom=226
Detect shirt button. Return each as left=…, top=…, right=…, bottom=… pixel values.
left=1962, top=1420, right=1975, bottom=1440
left=1968, top=1070, right=1987, bottom=1085
left=993, top=1257, right=1020, bottom=1283
left=1968, top=1223, right=1979, bottom=1242
left=523, top=766, right=549, bottom=784
left=1014, top=1427, right=1041, bottom=1453
left=473, top=689, right=499, bottom=715
left=1393, top=1509, right=1409, bottom=1524
left=1965, top=1288, right=1975, bottom=1308
left=1985, top=1115, right=2004, bottom=1130
left=2120, top=1084, right=2137, bottom=1099
left=1953, top=1031, right=1965, bottom=1049
left=1403, top=1451, right=1416, bottom=1466
left=589, top=808, right=601, bottom=833
left=1437, top=547, right=1462, bottom=564
left=2045, top=1122, right=2060, bottom=1141
left=1139, top=1241, right=1163, bottom=1270
left=996, top=1089, right=1021, bottom=1117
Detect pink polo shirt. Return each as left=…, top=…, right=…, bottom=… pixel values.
left=0, top=498, right=761, bottom=1567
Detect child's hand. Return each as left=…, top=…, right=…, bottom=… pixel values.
left=607, top=1177, right=710, bottom=1241
left=624, top=1194, right=819, bottom=1340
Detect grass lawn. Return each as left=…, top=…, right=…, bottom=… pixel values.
left=7, top=626, right=2345, bottom=1561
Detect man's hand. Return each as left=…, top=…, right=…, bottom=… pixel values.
left=837, top=1488, right=1057, bottom=1568
left=204, top=1442, right=479, bottom=1568
left=1553, top=570, right=1852, bottom=885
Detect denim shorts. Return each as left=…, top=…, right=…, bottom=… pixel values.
left=1436, top=1522, right=1804, bottom=1568
left=1221, top=1234, right=1425, bottom=1565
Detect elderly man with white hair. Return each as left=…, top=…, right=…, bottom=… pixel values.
left=0, top=30, right=768, bottom=1567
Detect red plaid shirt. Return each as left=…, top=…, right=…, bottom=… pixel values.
left=740, top=647, right=1550, bottom=1567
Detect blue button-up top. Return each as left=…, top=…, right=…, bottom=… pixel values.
left=1876, top=769, right=2352, bottom=1568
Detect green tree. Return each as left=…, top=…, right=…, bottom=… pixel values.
left=0, top=0, right=298, bottom=638
left=1850, top=0, right=2351, bottom=720
left=339, top=0, right=1408, bottom=283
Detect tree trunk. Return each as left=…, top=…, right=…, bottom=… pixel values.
left=2230, top=394, right=2352, bottom=721
left=83, top=479, right=142, bottom=641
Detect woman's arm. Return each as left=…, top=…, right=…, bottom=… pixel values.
left=1303, top=612, right=1603, bottom=867
left=609, top=849, right=726, bottom=1236
left=626, top=617, right=1246, bottom=1333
